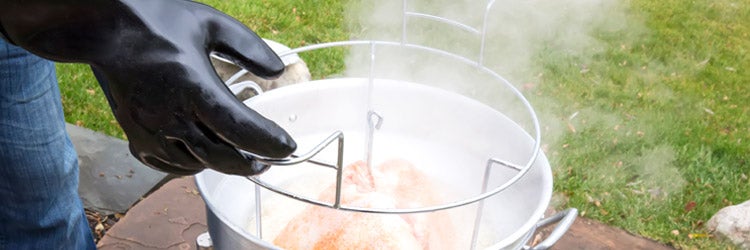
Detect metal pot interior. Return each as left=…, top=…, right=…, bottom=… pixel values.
left=196, top=78, right=552, bottom=249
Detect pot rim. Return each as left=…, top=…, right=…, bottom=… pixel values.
left=196, top=78, right=553, bottom=249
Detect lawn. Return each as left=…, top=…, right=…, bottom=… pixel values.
left=57, top=0, right=747, bottom=249
left=531, top=0, right=749, bottom=249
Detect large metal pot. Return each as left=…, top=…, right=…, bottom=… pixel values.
left=195, top=78, right=575, bottom=249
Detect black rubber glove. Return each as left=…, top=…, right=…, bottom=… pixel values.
left=0, top=0, right=297, bottom=175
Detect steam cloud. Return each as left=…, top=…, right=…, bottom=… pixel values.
left=340, top=0, right=685, bottom=202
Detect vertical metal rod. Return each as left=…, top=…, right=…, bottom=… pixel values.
left=334, top=135, right=345, bottom=208
left=365, top=111, right=383, bottom=169
left=367, top=42, right=376, bottom=105
left=478, top=0, right=497, bottom=66
left=364, top=42, right=378, bottom=173
left=401, top=0, right=408, bottom=44
left=470, top=160, right=495, bottom=250
left=254, top=184, right=263, bottom=239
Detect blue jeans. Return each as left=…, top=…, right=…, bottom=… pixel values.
left=0, top=40, right=95, bottom=249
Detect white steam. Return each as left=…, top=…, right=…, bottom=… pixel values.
left=339, top=0, right=686, bottom=200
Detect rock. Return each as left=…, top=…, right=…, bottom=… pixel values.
left=210, top=39, right=311, bottom=100
left=707, top=200, right=750, bottom=249
left=68, top=124, right=168, bottom=214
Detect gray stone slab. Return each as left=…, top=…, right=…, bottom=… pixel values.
left=67, top=123, right=168, bottom=214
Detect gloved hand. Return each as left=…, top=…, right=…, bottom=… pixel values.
left=0, top=0, right=297, bottom=175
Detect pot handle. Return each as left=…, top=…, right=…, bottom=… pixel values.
left=526, top=208, right=578, bottom=250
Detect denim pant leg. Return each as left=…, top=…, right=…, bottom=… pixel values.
left=0, top=40, right=96, bottom=249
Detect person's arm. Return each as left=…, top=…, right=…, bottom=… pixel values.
left=0, top=0, right=297, bottom=176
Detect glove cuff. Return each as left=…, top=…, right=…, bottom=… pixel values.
left=0, top=22, right=14, bottom=44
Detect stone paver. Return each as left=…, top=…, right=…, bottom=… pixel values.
left=543, top=216, right=674, bottom=250
left=68, top=123, right=168, bottom=214
left=98, top=176, right=206, bottom=250
left=102, top=176, right=677, bottom=250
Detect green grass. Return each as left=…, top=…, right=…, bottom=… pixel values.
left=202, top=0, right=349, bottom=77
left=57, top=64, right=123, bottom=138
left=532, top=0, right=749, bottom=249
left=56, top=0, right=748, bottom=249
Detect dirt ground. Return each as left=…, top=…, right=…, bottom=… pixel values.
left=85, top=209, right=121, bottom=243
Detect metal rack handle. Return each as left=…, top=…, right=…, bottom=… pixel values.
left=525, top=208, right=579, bottom=250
